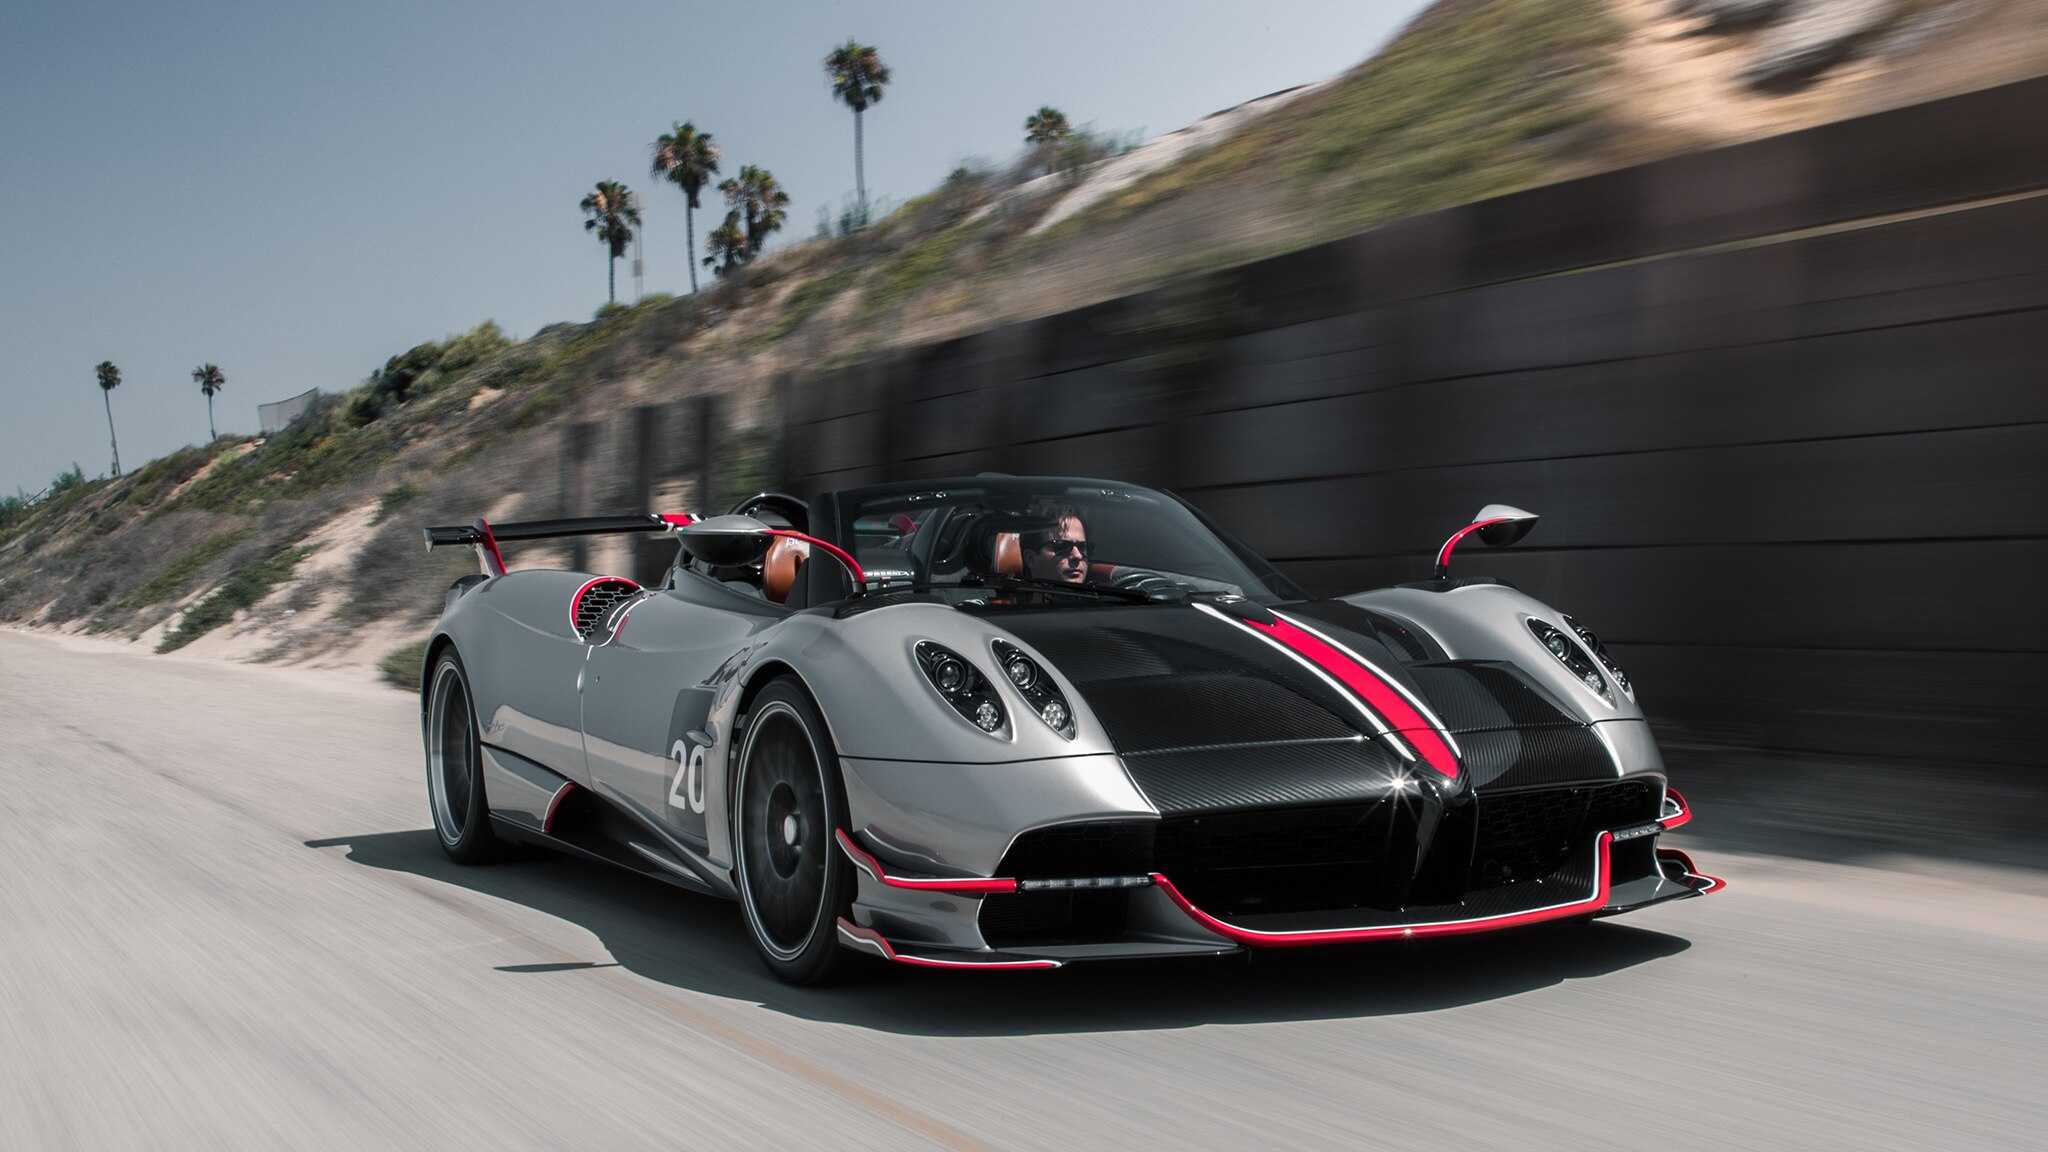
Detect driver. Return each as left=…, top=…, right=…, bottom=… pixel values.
left=1020, top=504, right=1088, bottom=585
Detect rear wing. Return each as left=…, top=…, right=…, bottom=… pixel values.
left=423, top=513, right=695, bottom=577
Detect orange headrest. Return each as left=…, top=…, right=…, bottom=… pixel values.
left=763, top=536, right=809, bottom=603
left=993, top=531, right=1023, bottom=577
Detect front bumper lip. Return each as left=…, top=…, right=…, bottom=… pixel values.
left=1151, top=832, right=1618, bottom=948
left=838, top=799, right=1724, bottom=969
left=835, top=918, right=1063, bottom=970
left=1660, top=787, right=1693, bottom=830
left=835, top=828, right=1020, bottom=895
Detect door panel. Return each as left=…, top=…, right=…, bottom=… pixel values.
left=468, top=572, right=597, bottom=785
left=581, top=586, right=768, bottom=847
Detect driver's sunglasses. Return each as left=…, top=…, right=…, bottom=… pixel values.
left=1029, top=535, right=1089, bottom=560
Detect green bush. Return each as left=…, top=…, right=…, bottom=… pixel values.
left=373, top=482, right=421, bottom=524
left=437, top=320, right=510, bottom=372
left=345, top=388, right=385, bottom=427
left=754, top=266, right=858, bottom=347
left=48, top=463, right=87, bottom=497
left=176, top=394, right=401, bottom=514
left=864, top=218, right=978, bottom=316
left=379, top=638, right=430, bottom=692
left=111, top=444, right=216, bottom=512
left=117, top=528, right=251, bottom=610
left=157, top=546, right=309, bottom=652
left=371, top=341, right=445, bottom=405
left=511, top=382, right=564, bottom=428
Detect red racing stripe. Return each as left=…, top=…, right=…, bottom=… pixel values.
left=1240, top=615, right=1461, bottom=779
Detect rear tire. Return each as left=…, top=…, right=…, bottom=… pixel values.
left=733, top=676, right=853, bottom=985
left=425, top=648, right=502, bottom=864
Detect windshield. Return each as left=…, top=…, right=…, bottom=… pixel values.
left=830, top=478, right=1297, bottom=605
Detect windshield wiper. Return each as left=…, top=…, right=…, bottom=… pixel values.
left=980, top=575, right=1174, bottom=604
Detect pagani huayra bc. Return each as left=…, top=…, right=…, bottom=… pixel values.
left=418, top=477, right=1718, bottom=983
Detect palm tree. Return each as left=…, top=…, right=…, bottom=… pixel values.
left=192, top=363, right=226, bottom=440
left=650, top=122, right=721, bottom=294
left=579, top=181, right=642, bottom=305
left=1025, top=105, right=1072, bottom=175
left=718, top=165, right=791, bottom=257
left=824, top=40, right=890, bottom=221
left=1024, top=105, right=1070, bottom=145
left=94, top=360, right=122, bottom=476
left=703, top=212, right=748, bottom=278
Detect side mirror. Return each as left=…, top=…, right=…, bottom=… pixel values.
left=676, top=515, right=774, bottom=566
left=1435, top=504, right=1539, bottom=580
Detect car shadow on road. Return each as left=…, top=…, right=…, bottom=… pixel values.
left=305, top=828, right=1691, bottom=1038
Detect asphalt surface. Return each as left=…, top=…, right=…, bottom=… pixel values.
left=1, top=629, right=2043, bottom=1152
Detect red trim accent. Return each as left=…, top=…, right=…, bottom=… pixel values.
left=1656, top=847, right=1726, bottom=894
left=1434, top=516, right=1510, bottom=579
left=1153, top=832, right=1614, bottom=947
left=835, top=917, right=1060, bottom=970
left=1654, top=840, right=1720, bottom=893
left=767, top=529, right=866, bottom=588
left=473, top=517, right=508, bottom=578
left=834, top=828, right=1018, bottom=894
left=1660, top=787, right=1693, bottom=830
left=568, top=576, right=641, bottom=634
left=542, top=781, right=575, bottom=834
left=1239, top=615, right=1460, bottom=779
left=659, top=512, right=696, bottom=527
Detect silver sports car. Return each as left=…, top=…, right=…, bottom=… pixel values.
left=418, top=475, right=1718, bottom=983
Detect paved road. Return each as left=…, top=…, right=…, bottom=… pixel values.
left=1, top=629, right=2042, bottom=1152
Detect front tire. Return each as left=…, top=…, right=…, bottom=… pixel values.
left=425, top=648, right=502, bottom=864
left=733, top=676, right=853, bottom=985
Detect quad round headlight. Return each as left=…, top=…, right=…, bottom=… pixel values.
left=1562, top=613, right=1634, bottom=700
left=913, top=641, right=1008, bottom=738
left=991, top=639, right=1076, bottom=740
left=973, top=699, right=1003, bottom=731
left=1528, top=619, right=1609, bottom=703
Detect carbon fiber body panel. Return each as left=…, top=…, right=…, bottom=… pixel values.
left=1078, top=672, right=1356, bottom=751
left=1404, top=662, right=1579, bottom=731
left=1120, top=738, right=1405, bottom=813
left=1456, top=726, right=1617, bottom=790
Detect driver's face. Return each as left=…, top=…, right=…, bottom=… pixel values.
left=1027, top=516, right=1088, bottom=584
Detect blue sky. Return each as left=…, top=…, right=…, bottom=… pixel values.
left=0, top=0, right=1426, bottom=494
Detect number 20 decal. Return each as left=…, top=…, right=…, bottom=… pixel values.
left=668, top=738, right=708, bottom=814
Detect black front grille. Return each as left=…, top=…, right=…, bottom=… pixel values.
left=987, top=777, right=1662, bottom=942
left=991, top=804, right=1404, bottom=923
left=978, top=889, right=1130, bottom=949
left=996, top=820, right=1155, bottom=878
left=1154, top=804, right=1403, bottom=916
left=1468, top=780, right=1659, bottom=890
left=572, top=579, right=639, bottom=636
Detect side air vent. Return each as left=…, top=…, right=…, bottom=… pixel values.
left=570, top=577, right=641, bottom=638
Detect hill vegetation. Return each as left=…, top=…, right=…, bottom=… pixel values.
left=3, top=0, right=2036, bottom=672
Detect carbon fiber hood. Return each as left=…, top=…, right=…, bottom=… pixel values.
left=986, top=600, right=1602, bottom=812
